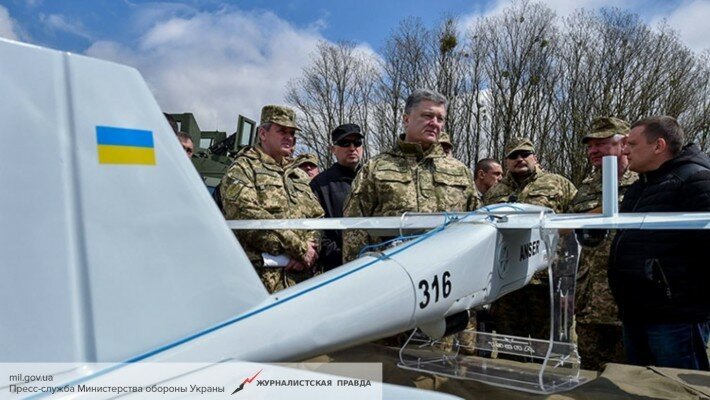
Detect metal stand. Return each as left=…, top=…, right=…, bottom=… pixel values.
left=398, top=231, right=588, bottom=394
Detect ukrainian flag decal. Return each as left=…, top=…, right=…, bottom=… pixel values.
left=96, top=126, right=156, bottom=165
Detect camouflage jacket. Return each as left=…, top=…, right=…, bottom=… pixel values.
left=221, top=146, right=324, bottom=265
left=484, top=165, right=577, bottom=285
left=342, top=140, right=479, bottom=262
left=483, top=165, right=577, bottom=213
left=473, top=184, right=484, bottom=205
left=570, top=168, right=638, bottom=325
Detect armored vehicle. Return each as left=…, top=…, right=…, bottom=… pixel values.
left=168, top=112, right=257, bottom=193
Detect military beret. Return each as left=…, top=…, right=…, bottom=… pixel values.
left=505, top=136, right=536, bottom=158
left=582, top=117, right=630, bottom=143
left=260, top=105, right=300, bottom=131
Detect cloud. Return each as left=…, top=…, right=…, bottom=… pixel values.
left=653, top=0, right=710, bottom=52
left=459, top=0, right=708, bottom=52
left=480, top=0, right=639, bottom=19
left=86, top=9, right=324, bottom=132
left=0, top=5, right=20, bottom=40
left=460, top=0, right=639, bottom=29
left=40, top=13, right=93, bottom=40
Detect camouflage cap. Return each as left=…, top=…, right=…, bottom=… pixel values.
left=582, top=117, right=630, bottom=143
left=439, top=131, right=452, bottom=147
left=294, top=152, right=318, bottom=167
left=260, top=105, right=300, bottom=131
left=505, top=136, right=535, bottom=158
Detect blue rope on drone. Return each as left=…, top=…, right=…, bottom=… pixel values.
left=356, top=211, right=465, bottom=258
left=477, top=203, right=527, bottom=213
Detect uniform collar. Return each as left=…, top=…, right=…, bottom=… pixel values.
left=506, top=164, right=541, bottom=188
left=254, top=145, right=291, bottom=167
left=394, top=139, right=444, bottom=160
left=590, top=165, right=636, bottom=185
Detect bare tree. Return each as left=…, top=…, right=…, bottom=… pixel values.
left=555, top=8, right=709, bottom=184
left=477, top=0, right=559, bottom=166
left=431, top=17, right=478, bottom=166
left=286, top=41, right=378, bottom=167
left=680, top=50, right=710, bottom=150
left=286, top=1, right=709, bottom=180
left=455, top=28, right=491, bottom=168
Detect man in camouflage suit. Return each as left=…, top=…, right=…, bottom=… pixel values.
left=571, top=117, right=637, bottom=370
left=293, top=152, right=320, bottom=179
left=439, top=132, right=454, bottom=158
left=484, top=137, right=576, bottom=212
left=342, top=89, right=479, bottom=349
left=483, top=137, right=577, bottom=340
left=343, top=89, right=479, bottom=262
left=221, top=105, right=324, bottom=294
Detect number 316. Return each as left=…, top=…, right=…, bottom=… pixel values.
left=418, top=271, right=451, bottom=309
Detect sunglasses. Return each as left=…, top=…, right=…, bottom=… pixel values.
left=507, top=150, right=533, bottom=160
left=335, top=139, right=363, bottom=148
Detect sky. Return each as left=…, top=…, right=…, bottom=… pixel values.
left=0, top=0, right=708, bottom=132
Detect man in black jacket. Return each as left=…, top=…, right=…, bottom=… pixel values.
left=310, top=123, right=364, bottom=270
left=609, top=115, right=710, bottom=370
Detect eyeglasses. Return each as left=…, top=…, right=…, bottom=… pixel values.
left=507, top=151, right=533, bottom=160
left=335, top=139, right=363, bottom=148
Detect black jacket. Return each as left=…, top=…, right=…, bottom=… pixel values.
left=310, top=163, right=360, bottom=270
left=609, top=144, right=710, bottom=323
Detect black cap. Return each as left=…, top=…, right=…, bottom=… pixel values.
left=331, top=123, right=363, bottom=143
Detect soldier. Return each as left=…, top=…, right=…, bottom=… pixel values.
left=473, top=158, right=503, bottom=201
left=343, top=89, right=479, bottom=262
left=220, top=105, right=324, bottom=294
left=484, top=137, right=576, bottom=212
left=176, top=132, right=194, bottom=158
left=342, top=89, right=479, bottom=350
left=483, top=137, right=577, bottom=340
left=439, top=132, right=454, bottom=158
left=571, top=117, right=636, bottom=370
left=294, top=152, right=320, bottom=179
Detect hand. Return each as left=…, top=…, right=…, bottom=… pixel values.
left=285, top=259, right=308, bottom=272
left=302, top=241, right=319, bottom=267
left=574, top=229, right=608, bottom=247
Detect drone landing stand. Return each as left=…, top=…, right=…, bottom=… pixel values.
left=398, top=329, right=589, bottom=394
left=399, top=231, right=590, bottom=394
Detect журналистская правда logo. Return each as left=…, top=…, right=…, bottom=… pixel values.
left=231, top=370, right=262, bottom=395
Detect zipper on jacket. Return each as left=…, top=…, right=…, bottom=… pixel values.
left=612, top=182, right=646, bottom=269
left=653, top=259, right=673, bottom=299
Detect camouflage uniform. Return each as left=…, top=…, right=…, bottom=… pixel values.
left=438, top=131, right=452, bottom=147
left=483, top=138, right=577, bottom=340
left=570, top=116, right=635, bottom=370
left=473, top=185, right=484, bottom=206
left=221, top=106, right=324, bottom=294
left=483, top=164, right=577, bottom=214
left=343, top=139, right=479, bottom=262
left=293, top=152, right=319, bottom=169
left=571, top=168, right=637, bottom=369
left=343, top=139, right=479, bottom=350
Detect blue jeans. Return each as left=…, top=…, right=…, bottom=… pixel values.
left=623, top=320, right=710, bottom=370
